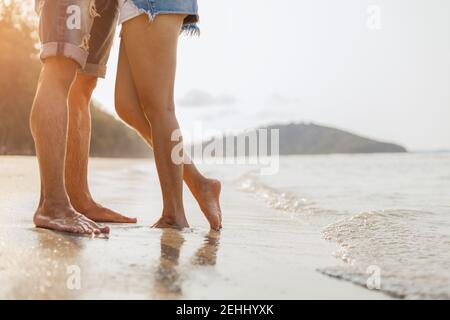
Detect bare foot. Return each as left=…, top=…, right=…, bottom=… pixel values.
left=77, top=202, right=137, bottom=224
left=192, top=179, right=222, bottom=231
left=34, top=203, right=110, bottom=235
left=152, top=214, right=189, bottom=230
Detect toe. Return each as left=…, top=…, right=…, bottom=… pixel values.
left=85, top=219, right=100, bottom=229
left=80, top=222, right=93, bottom=234
left=72, top=226, right=84, bottom=234
left=122, top=216, right=137, bottom=223
left=107, top=209, right=137, bottom=223
left=83, top=218, right=105, bottom=235
left=99, top=225, right=110, bottom=234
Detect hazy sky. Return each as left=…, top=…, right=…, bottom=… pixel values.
left=94, top=0, right=450, bottom=150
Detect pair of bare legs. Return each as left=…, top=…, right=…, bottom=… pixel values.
left=30, top=15, right=221, bottom=234
left=31, top=58, right=137, bottom=235
left=115, top=14, right=222, bottom=230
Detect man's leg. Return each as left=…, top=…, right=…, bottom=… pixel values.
left=66, top=73, right=137, bottom=223
left=115, top=41, right=222, bottom=230
left=30, top=57, right=109, bottom=234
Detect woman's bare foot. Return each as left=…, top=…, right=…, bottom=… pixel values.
left=74, top=201, right=137, bottom=224
left=191, top=179, right=222, bottom=231
left=34, top=203, right=110, bottom=235
left=152, top=213, right=190, bottom=230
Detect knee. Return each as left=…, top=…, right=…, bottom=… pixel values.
left=114, top=91, right=134, bottom=125
left=114, top=87, right=148, bottom=128
left=30, top=58, right=78, bottom=134
left=40, top=57, right=78, bottom=92
left=72, top=74, right=98, bottom=105
left=115, top=105, right=133, bottom=126
left=78, top=75, right=98, bottom=99
left=140, top=93, right=175, bottom=121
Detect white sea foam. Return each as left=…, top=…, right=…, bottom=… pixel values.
left=319, top=210, right=450, bottom=299
left=236, top=172, right=332, bottom=215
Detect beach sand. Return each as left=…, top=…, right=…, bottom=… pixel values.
left=0, top=156, right=389, bottom=299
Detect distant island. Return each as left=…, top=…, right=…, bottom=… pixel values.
left=194, top=123, right=407, bottom=156
left=267, top=122, right=406, bottom=154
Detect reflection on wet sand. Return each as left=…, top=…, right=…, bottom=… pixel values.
left=5, top=229, right=83, bottom=299
left=154, top=229, right=221, bottom=299
left=154, top=229, right=184, bottom=298
left=192, top=231, right=220, bottom=266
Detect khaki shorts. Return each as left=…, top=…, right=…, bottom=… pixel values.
left=36, top=0, right=118, bottom=78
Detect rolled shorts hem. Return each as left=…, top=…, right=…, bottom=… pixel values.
left=40, top=42, right=89, bottom=70
left=79, top=63, right=107, bottom=79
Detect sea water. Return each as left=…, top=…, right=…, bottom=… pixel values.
left=236, top=153, right=450, bottom=299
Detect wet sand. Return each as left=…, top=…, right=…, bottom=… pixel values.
left=0, top=156, right=389, bottom=299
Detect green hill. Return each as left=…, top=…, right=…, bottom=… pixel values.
left=195, top=122, right=407, bottom=156
left=265, top=122, right=407, bottom=154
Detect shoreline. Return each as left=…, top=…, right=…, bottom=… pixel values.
left=0, top=156, right=389, bottom=299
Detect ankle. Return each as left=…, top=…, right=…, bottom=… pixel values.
left=40, top=198, right=72, bottom=211
left=187, top=176, right=210, bottom=193
left=68, top=195, right=97, bottom=212
left=195, top=178, right=220, bottom=194
left=162, top=207, right=186, bottom=220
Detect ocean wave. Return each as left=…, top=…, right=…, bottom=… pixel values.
left=236, top=172, right=333, bottom=215
left=319, top=210, right=450, bottom=299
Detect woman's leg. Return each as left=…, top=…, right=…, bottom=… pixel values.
left=115, top=40, right=222, bottom=230
left=120, top=14, right=189, bottom=229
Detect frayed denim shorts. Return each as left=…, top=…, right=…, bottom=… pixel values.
left=118, top=0, right=199, bottom=35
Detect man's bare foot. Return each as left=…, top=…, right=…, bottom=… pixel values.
left=34, top=203, right=110, bottom=235
left=192, top=179, right=222, bottom=231
left=152, top=214, right=190, bottom=230
left=75, top=201, right=137, bottom=223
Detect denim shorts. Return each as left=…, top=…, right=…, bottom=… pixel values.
left=35, top=0, right=118, bottom=78
left=118, top=0, right=199, bottom=35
